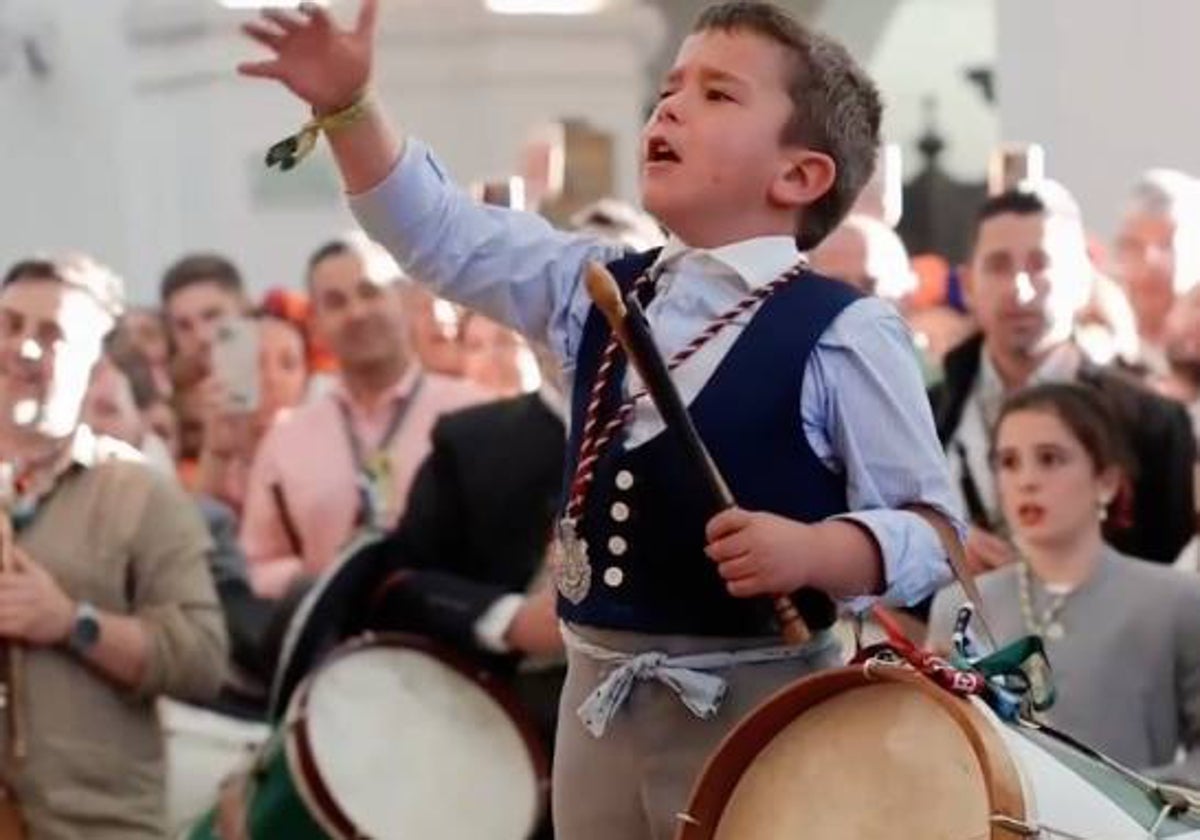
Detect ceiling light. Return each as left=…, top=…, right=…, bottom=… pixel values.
left=486, top=0, right=607, bottom=14
left=218, top=1, right=329, bottom=9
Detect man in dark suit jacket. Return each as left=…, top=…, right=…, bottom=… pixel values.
left=352, top=387, right=566, bottom=662
left=932, top=186, right=1195, bottom=573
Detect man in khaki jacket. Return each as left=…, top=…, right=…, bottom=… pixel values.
left=0, top=256, right=227, bottom=839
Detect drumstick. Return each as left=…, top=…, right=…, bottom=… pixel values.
left=584, top=263, right=811, bottom=646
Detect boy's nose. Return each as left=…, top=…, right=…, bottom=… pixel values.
left=653, top=95, right=682, bottom=126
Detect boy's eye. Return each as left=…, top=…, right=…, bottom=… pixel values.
left=705, top=89, right=734, bottom=102
left=657, top=88, right=676, bottom=101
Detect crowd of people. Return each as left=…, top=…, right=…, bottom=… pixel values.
left=4, top=0, right=1200, bottom=837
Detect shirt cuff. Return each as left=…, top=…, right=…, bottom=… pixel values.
left=348, top=137, right=447, bottom=245
left=474, top=594, right=526, bottom=654
left=248, top=557, right=305, bottom=600
left=832, top=509, right=954, bottom=613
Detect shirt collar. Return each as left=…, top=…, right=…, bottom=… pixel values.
left=976, top=342, right=1082, bottom=425
left=652, top=235, right=803, bottom=290
left=331, top=364, right=422, bottom=413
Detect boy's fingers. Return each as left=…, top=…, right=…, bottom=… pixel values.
left=705, top=532, right=750, bottom=563
left=242, top=22, right=285, bottom=52
left=356, top=0, right=380, bottom=37
left=714, top=555, right=756, bottom=581
left=705, top=507, right=750, bottom=543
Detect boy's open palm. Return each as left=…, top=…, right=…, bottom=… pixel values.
left=238, top=0, right=378, bottom=114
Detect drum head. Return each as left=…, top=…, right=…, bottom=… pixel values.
left=291, top=637, right=546, bottom=840
left=269, top=534, right=385, bottom=719
left=679, top=665, right=1025, bottom=840
left=716, top=681, right=988, bottom=838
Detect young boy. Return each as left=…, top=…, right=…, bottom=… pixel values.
left=239, top=2, right=963, bottom=837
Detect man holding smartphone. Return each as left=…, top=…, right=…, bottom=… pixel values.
left=159, top=255, right=255, bottom=483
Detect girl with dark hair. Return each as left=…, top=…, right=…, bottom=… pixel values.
left=928, top=382, right=1200, bottom=783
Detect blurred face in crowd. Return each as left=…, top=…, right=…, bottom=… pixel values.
left=966, top=211, right=1091, bottom=362
left=258, top=315, right=308, bottom=424
left=125, top=307, right=170, bottom=368
left=993, top=408, right=1118, bottom=553
left=310, top=251, right=410, bottom=375
left=83, top=358, right=143, bottom=446
left=1164, top=286, right=1200, bottom=383
left=143, top=398, right=179, bottom=461
left=0, top=279, right=111, bottom=440
left=461, top=315, right=530, bottom=397
left=810, top=215, right=916, bottom=302
left=1114, top=211, right=1181, bottom=344
left=165, top=280, right=245, bottom=362
left=405, top=286, right=464, bottom=377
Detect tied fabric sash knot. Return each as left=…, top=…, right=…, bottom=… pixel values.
left=580, top=651, right=729, bottom=738
left=563, top=625, right=836, bottom=738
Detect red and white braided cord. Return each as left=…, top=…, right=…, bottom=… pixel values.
left=563, top=262, right=806, bottom=520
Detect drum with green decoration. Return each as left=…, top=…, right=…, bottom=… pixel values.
left=185, top=634, right=549, bottom=839
left=677, top=663, right=1200, bottom=839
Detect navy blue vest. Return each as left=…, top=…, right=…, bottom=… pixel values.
left=557, top=249, right=864, bottom=636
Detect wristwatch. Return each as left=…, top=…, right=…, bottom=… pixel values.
left=67, top=601, right=101, bottom=654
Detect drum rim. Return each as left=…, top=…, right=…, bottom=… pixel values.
left=284, top=631, right=552, bottom=839
left=674, top=663, right=1028, bottom=840
left=269, top=532, right=384, bottom=720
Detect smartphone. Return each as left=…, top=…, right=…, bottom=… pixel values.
left=211, top=317, right=260, bottom=414
left=471, top=176, right=527, bottom=210
left=987, top=143, right=1046, bottom=196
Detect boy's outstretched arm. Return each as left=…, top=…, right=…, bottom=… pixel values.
left=237, top=0, right=624, bottom=359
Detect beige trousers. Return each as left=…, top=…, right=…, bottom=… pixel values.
left=551, top=625, right=842, bottom=840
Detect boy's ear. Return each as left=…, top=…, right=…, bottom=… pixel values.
left=770, top=149, right=836, bottom=210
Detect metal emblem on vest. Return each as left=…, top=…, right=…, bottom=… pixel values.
left=553, top=518, right=591, bottom=604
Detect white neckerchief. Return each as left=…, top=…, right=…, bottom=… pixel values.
left=624, top=235, right=802, bottom=450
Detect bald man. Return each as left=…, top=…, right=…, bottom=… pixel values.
left=810, top=213, right=917, bottom=303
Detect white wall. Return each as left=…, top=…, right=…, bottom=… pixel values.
left=997, top=0, right=1200, bottom=236
left=0, top=0, right=661, bottom=303
left=846, top=0, right=997, bottom=183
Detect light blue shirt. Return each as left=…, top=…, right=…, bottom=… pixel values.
left=349, top=138, right=962, bottom=609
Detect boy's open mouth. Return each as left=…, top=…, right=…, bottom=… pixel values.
left=646, top=137, right=681, bottom=163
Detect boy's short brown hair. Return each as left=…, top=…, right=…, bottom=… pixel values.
left=694, top=2, right=882, bottom=250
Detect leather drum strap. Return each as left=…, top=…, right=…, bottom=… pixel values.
left=905, top=505, right=999, bottom=652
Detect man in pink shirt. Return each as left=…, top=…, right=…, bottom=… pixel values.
left=239, top=234, right=488, bottom=598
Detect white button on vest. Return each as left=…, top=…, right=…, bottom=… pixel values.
left=615, top=470, right=634, bottom=491
left=608, top=536, right=628, bottom=556
left=603, top=566, right=625, bottom=588
left=610, top=502, right=630, bottom=522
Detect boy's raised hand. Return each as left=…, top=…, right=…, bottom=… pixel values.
left=238, top=0, right=379, bottom=114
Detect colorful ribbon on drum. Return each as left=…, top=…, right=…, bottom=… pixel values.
left=859, top=604, right=1055, bottom=722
